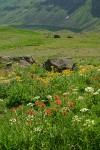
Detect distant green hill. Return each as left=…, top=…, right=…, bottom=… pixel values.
left=0, top=0, right=100, bottom=31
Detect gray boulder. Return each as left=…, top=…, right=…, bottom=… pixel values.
left=67, top=36, right=73, bottom=38
left=44, top=57, right=78, bottom=72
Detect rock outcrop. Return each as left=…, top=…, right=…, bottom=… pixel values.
left=0, top=56, right=35, bottom=67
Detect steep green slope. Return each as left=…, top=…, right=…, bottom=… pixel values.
left=0, top=0, right=100, bottom=31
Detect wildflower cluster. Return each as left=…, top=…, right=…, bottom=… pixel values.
left=0, top=64, right=100, bottom=150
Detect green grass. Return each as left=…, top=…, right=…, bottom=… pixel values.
left=0, top=26, right=100, bottom=63
left=0, top=26, right=44, bottom=49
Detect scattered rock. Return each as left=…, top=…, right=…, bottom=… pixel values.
left=67, top=36, right=73, bottom=38
left=44, top=57, right=78, bottom=72
left=54, top=35, right=61, bottom=38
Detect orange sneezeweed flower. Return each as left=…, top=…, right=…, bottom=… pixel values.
left=40, top=103, right=46, bottom=108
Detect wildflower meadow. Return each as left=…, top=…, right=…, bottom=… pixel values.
left=0, top=63, right=100, bottom=150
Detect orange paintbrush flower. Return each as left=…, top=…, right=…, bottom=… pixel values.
left=55, top=99, right=62, bottom=105
left=40, top=103, right=46, bottom=108
left=27, top=110, right=34, bottom=115
left=67, top=102, right=74, bottom=107
left=46, top=110, right=51, bottom=116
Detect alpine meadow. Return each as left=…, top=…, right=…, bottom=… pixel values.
left=0, top=0, right=100, bottom=150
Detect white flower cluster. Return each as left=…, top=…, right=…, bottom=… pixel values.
left=93, top=89, right=100, bottom=95
left=85, top=87, right=94, bottom=93
left=33, top=96, right=40, bottom=101
left=27, top=115, right=34, bottom=120
left=83, top=119, right=95, bottom=127
left=72, top=88, right=79, bottom=94
left=77, top=96, right=84, bottom=101
left=27, top=103, right=33, bottom=107
left=9, top=118, right=16, bottom=125
left=80, top=108, right=89, bottom=113
left=72, top=115, right=81, bottom=122
left=34, top=127, right=42, bottom=132
left=46, top=95, right=52, bottom=100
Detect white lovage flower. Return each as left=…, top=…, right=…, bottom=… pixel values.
left=27, top=103, right=33, bottom=107
left=80, top=108, right=89, bottom=112
left=93, top=92, right=99, bottom=95
left=47, top=95, right=52, bottom=100
left=85, top=87, right=94, bottom=93
left=77, top=96, right=84, bottom=101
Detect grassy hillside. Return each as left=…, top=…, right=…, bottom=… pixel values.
left=0, top=0, right=100, bottom=31
left=0, top=26, right=100, bottom=64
